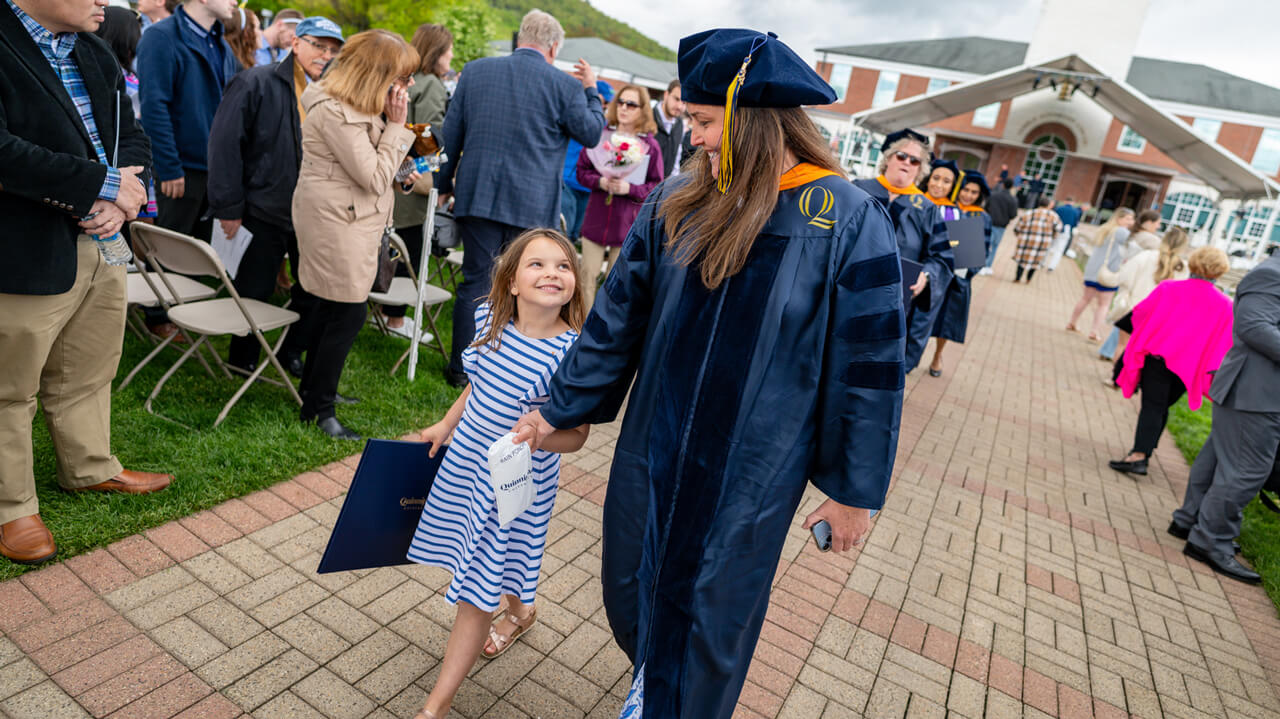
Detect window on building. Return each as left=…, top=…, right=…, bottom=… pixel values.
left=1252, top=128, right=1280, bottom=175
left=927, top=77, right=950, bottom=94
left=1191, top=118, right=1222, bottom=143
left=871, top=71, right=900, bottom=108
left=1117, top=125, right=1146, bottom=153
left=972, top=103, right=1000, bottom=129
left=828, top=63, right=852, bottom=102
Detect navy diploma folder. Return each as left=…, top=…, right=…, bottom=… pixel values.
left=945, top=216, right=987, bottom=270
left=316, top=439, right=445, bottom=574
left=900, top=257, right=924, bottom=309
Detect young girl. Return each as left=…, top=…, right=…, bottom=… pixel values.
left=407, top=229, right=589, bottom=719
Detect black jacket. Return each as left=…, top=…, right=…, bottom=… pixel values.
left=207, top=59, right=302, bottom=230
left=987, top=188, right=1019, bottom=228
left=651, top=105, right=684, bottom=177
left=0, top=5, right=152, bottom=295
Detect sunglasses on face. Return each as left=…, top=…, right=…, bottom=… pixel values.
left=893, top=150, right=923, bottom=166
left=616, top=100, right=642, bottom=110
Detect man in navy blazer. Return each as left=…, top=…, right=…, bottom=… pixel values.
left=436, top=9, right=606, bottom=386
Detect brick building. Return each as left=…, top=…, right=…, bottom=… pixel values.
left=807, top=0, right=1280, bottom=258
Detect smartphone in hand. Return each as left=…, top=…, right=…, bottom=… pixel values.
left=811, top=520, right=832, bottom=552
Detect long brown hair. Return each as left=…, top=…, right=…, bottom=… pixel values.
left=1154, top=226, right=1189, bottom=283
left=223, top=7, right=259, bottom=71
left=607, top=84, right=658, bottom=135
left=319, top=29, right=419, bottom=116
left=472, top=229, right=587, bottom=350
left=410, top=23, right=453, bottom=78
left=659, top=106, right=842, bottom=289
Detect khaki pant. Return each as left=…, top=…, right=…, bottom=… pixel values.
left=0, top=238, right=125, bottom=524
left=581, top=238, right=618, bottom=311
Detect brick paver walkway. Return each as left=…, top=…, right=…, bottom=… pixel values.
left=3, top=243, right=1280, bottom=719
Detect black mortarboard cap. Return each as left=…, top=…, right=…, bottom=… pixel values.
left=880, top=128, right=931, bottom=153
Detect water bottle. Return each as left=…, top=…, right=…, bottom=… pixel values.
left=395, top=154, right=447, bottom=183
left=93, top=232, right=133, bottom=266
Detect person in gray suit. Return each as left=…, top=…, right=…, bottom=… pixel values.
left=1170, top=252, right=1280, bottom=584
left=436, top=9, right=606, bottom=387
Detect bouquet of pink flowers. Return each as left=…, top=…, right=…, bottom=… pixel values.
left=585, top=132, right=649, bottom=204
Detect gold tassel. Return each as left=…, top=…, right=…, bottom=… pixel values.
left=949, top=170, right=965, bottom=204
left=717, top=35, right=768, bottom=194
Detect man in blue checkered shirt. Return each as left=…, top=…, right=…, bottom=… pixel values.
left=0, top=0, right=174, bottom=566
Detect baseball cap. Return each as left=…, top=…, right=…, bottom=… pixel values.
left=296, top=17, right=344, bottom=44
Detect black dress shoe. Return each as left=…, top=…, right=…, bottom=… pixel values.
left=283, top=355, right=304, bottom=379
left=928, top=368, right=942, bottom=377
left=334, top=393, right=361, bottom=405
left=1168, top=522, right=1240, bottom=552
left=443, top=368, right=469, bottom=388
left=1184, top=542, right=1260, bottom=584
left=313, top=416, right=362, bottom=441
left=1108, top=458, right=1148, bottom=475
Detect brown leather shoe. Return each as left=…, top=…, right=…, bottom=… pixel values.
left=0, top=515, right=57, bottom=565
left=69, top=469, right=173, bottom=495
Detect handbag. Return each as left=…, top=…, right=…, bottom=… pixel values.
left=1094, top=229, right=1123, bottom=286
left=371, top=228, right=399, bottom=294
left=431, top=209, right=458, bottom=256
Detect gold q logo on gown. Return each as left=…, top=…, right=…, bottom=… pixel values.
left=799, top=186, right=835, bottom=229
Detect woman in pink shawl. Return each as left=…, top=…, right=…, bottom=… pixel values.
left=1109, top=247, right=1234, bottom=476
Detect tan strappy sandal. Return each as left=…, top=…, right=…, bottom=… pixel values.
left=481, top=606, right=537, bottom=659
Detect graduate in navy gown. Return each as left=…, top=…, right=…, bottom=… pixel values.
left=853, top=130, right=954, bottom=373
left=512, top=29, right=904, bottom=719
left=929, top=170, right=992, bottom=376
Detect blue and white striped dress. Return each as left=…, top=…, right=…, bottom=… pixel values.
left=406, top=304, right=578, bottom=611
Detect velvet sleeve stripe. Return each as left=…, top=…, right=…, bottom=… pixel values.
left=584, top=313, right=614, bottom=345
left=837, top=309, right=905, bottom=343
left=840, top=360, right=905, bottom=391
left=837, top=253, right=900, bottom=293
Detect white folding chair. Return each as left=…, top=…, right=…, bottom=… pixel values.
left=118, top=243, right=221, bottom=389
left=128, top=224, right=303, bottom=427
left=368, top=231, right=452, bottom=374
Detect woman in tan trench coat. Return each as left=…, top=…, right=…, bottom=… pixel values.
left=292, top=29, right=420, bottom=440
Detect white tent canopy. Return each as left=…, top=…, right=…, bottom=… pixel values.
left=852, top=55, right=1279, bottom=200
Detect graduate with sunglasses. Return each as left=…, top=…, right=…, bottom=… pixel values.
left=853, top=130, right=954, bottom=373
left=512, top=29, right=904, bottom=718
left=928, top=170, right=991, bottom=377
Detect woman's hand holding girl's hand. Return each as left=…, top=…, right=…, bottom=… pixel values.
left=512, top=410, right=555, bottom=452
left=385, top=86, right=409, bottom=124
left=418, top=422, right=453, bottom=457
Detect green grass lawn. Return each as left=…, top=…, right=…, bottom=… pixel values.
left=11, top=295, right=461, bottom=582
left=1168, top=402, right=1280, bottom=613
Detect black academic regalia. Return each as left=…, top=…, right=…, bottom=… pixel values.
left=852, top=179, right=954, bottom=372
left=932, top=208, right=991, bottom=343
left=540, top=175, right=904, bottom=718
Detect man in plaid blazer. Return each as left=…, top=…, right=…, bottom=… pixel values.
left=1010, top=196, right=1062, bottom=283
left=436, top=9, right=606, bottom=386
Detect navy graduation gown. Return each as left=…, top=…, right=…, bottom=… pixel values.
left=852, top=178, right=954, bottom=372
left=540, top=174, right=904, bottom=718
left=932, top=208, right=992, bottom=343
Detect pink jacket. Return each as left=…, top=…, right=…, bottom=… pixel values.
left=1118, top=278, right=1234, bottom=409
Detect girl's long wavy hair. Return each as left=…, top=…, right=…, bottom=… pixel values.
left=223, top=7, right=259, bottom=72
left=471, top=229, right=587, bottom=351
left=658, top=106, right=842, bottom=289
left=1154, top=226, right=1189, bottom=283
left=1096, top=207, right=1135, bottom=247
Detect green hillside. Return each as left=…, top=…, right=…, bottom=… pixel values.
left=490, top=0, right=675, bottom=60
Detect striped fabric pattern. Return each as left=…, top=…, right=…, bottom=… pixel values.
left=5, top=0, right=121, bottom=201
left=406, top=304, right=578, bottom=611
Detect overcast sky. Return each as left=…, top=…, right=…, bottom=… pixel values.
left=587, top=0, right=1280, bottom=90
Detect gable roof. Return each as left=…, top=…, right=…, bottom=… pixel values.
left=851, top=54, right=1278, bottom=199
left=487, top=37, right=677, bottom=86
left=818, top=37, right=1280, bottom=118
